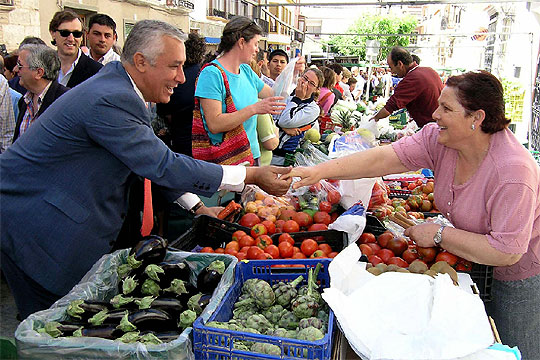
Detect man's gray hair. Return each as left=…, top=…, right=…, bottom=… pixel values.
left=19, top=44, right=61, bottom=81
left=121, top=20, right=187, bottom=66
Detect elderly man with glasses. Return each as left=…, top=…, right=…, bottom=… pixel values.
left=49, top=10, right=102, bottom=88
left=12, top=44, right=69, bottom=142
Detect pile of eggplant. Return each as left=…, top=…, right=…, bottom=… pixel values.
left=37, top=235, right=226, bottom=345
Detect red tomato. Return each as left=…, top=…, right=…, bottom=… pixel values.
left=293, top=212, right=313, bottom=228
left=300, top=239, right=318, bottom=257
left=292, top=252, right=307, bottom=259
left=200, top=247, right=214, bottom=253
left=278, top=209, right=296, bottom=221
left=256, top=235, right=273, bottom=249
left=232, top=230, right=247, bottom=242
left=225, top=241, right=240, bottom=252
left=387, top=256, right=409, bottom=268
left=239, top=213, right=261, bottom=228
left=328, top=251, right=338, bottom=258
left=377, top=232, right=394, bottom=248
left=330, top=212, right=339, bottom=223
left=264, top=244, right=280, bottom=259
left=308, top=223, right=328, bottom=232
left=435, top=251, right=459, bottom=267
left=275, top=219, right=286, bottom=230
left=386, top=237, right=408, bottom=256
left=310, top=250, right=326, bottom=258
left=368, top=254, right=384, bottom=265
left=235, top=252, right=247, bottom=261
left=239, top=235, right=255, bottom=248
left=278, top=233, right=295, bottom=245
left=402, top=248, right=419, bottom=264
left=313, top=211, right=331, bottom=225
left=327, top=189, right=341, bottom=205
left=225, top=248, right=238, bottom=256
left=247, top=246, right=264, bottom=259
left=309, top=182, right=322, bottom=193
left=261, top=220, right=276, bottom=235
left=359, top=233, right=376, bottom=244
left=278, top=241, right=294, bottom=258
left=417, top=246, right=437, bottom=263
left=376, top=248, right=394, bottom=264
left=214, top=248, right=225, bottom=254
left=251, top=224, right=267, bottom=238
left=292, top=246, right=301, bottom=254
left=359, top=244, right=373, bottom=256
left=318, top=243, right=333, bottom=255
left=283, top=220, right=300, bottom=233
left=256, top=252, right=272, bottom=260
left=239, top=246, right=250, bottom=254
left=319, top=201, right=332, bottom=213
left=366, top=243, right=381, bottom=253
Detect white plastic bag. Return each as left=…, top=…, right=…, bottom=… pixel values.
left=272, top=57, right=299, bottom=98
left=329, top=201, right=367, bottom=244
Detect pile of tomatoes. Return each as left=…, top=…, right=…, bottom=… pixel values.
left=200, top=222, right=339, bottom=261
left=358, top=231, right=472, bottom=271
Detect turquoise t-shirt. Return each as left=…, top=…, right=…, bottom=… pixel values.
left=195, top=60, right=264, bottom=159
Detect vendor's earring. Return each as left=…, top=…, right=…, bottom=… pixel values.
left=471, top=123, right=475, bottom=130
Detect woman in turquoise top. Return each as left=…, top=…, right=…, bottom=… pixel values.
left=195, top=16, right=285, bottom=163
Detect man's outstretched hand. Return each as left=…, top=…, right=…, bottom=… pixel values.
left=246, top=166, right=293, bottom=196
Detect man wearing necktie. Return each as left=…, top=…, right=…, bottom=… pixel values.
left=0, top=19, right=292, bottom=319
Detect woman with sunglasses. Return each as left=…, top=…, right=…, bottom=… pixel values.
left=271, top=68, right=324, bottom=166
left=194, top=16, right=285, bottom=165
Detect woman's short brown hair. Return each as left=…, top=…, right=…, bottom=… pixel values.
left=445, top=70, right=510, bottom=134
left=320, top=66, right=336, bottom=89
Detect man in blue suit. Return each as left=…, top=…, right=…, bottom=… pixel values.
left=0, top=20, right=291, bottom=319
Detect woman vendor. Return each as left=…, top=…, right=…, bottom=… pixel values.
left=285, top=71, right=539, bottom=359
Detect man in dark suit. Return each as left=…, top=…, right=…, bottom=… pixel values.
left=0, top=19, right=292, bottom=319
left=12, top=44, right=69, bottom=142
left=49, top=10, right=102, bottom=88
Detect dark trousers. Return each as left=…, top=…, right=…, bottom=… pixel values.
left=0, top=251, right=61, bottom=320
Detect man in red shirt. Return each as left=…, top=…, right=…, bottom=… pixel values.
left=370, top=47, right=443, bottom=127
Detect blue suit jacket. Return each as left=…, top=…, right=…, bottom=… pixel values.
left=0, top=62, right=223, bottom=296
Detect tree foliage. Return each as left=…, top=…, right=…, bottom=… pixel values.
left=327, top=15, right=418, bottom=61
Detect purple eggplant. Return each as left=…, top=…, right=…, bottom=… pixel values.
left=129, top=235, right=168, bottom=266
left=78, top=325, right=123, bottom=339
left=196, top=260, right=225, bottom=295
left=128, top=309, right=176, bottom=332
left=159, top=261, right=191, bottom=288
left=141, top=330, right=182, bottom=343
left=149, top=297, right=184, bottom=320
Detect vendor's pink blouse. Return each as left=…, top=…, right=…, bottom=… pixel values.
left=392, top=123, right=540, bottom=281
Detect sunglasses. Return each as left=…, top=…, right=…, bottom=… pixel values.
left=57, top=29, right=84, bottom=38
left=301, top=75, right=317, bottom=88
left=16, top=60, right=32, bottom=70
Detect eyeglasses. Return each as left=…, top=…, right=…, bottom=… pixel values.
left=16, top=60, right=32, bottom=70
left=57, top=29, right=84, bottom=38
left=301, top=75, right=317, bottom=88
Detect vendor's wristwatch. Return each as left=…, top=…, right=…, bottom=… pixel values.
left=433, top=225, right=446, bottom=247
left=189, top=201, right=204, bottom=215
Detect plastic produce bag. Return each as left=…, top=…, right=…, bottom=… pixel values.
left=272, top=57, right=299, bottom=99
left=327, top=132, right=375, bottom=159
left=15, top=249, right=237, bottom=360
left=368, top=179, right=389, bottom=209
left=329, top=201, right=367, bottom=243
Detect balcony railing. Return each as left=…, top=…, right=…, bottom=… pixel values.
left=212, top=8, right=227, bottom=19
left=257, top=19, right=269, bottom=37
left=165, top=0, right=194, bottom=9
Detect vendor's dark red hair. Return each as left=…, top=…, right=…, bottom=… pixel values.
left=446, top=71, right=510, bottom=134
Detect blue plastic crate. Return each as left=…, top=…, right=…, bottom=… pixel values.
left=192, top=259, right=334, bottom=360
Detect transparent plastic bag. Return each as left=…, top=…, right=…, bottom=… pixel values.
left=327, top=132, right=375, bottom=159
left=368, top=178, right=389, bottom=209
left=15, top=250, right=237, bottom=359
left=272, top=57, right=299, bottom=98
